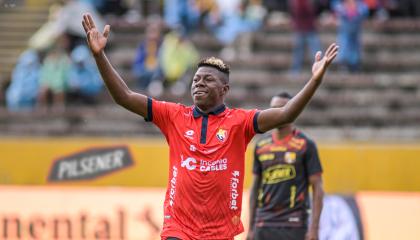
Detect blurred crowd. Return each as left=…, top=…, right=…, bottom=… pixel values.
left=3, top=0, right=420, bottom=112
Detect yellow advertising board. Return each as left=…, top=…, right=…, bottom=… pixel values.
left=0, top=138, right=420, bottom=192
left=0, top=138, right=169, bottom=187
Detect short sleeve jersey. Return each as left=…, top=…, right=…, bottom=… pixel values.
left=253, top=130, right=322, bottom=228
left=146, top=98, right=261, bottom=239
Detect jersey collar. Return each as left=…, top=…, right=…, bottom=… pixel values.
left=193, top=104, right=226, bottom=118
left=272, top=128, right=297, bottom=145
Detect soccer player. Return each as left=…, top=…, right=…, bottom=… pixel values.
left=82, top=14, right=337, bottom=240
left=247, top=92, right=324, bottom=240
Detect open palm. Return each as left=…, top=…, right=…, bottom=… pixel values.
left=312, top=43, right=339, bottom=79
left=82, top=13, right=110, bottom=55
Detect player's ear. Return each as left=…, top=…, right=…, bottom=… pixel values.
left=221, top=84, right=230, bottom=96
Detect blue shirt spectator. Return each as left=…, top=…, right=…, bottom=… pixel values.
left=334, top=0, right=369, bottom=72
left=68, top=45, right=102, bottom=100
left=132, top=21, right=163, bottom=90
left=164, top=0, right=200, bottom=34
left=6, top=50, right=41, bottom=111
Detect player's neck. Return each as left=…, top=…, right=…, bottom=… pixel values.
left=274, top=125, right=294, bottom=140
left=196, top=102, right=225, bottom=114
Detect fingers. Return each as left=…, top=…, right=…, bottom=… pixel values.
left=82, top=18, right=89, bottom=33
left=327, top=51, right=338, bottom=63
left=325, top=43, right=339, bottom=57
left=315, top=51, right=322, bottom=62
left=324, top=43, right=335, bottom=57
left=103, top=25, right=110, bottom=39
left=326, top=44, right=339, bottom=63
left=82, top=13, right=97, bottom=32
left=87, top=14, right=96, bottom=29
left=83, top=14, right=91, bottom=30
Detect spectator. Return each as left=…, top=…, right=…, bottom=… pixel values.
left=132, top=18, right=163, bottom=91
left=5, top=50, right=41, bottom=111
left=334, top=0, right=368, bottom=72
left=67, top=45, right=103, bottom=105
left=159, top=29, right=199, bottom=96
left=208, top=0, right=265, bottom=60
left=289, top=0, right=322, bottom=74
left=163, top=0, right=201, bottom=34
left=37, top=34, right=71, bottom=112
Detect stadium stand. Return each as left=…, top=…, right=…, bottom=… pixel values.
left=0, top=3, right=49, bottom=84
left=0, top=5, right=419, bottom=140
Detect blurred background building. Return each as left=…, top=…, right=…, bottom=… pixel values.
left=0, top=0, right=419, bottom=239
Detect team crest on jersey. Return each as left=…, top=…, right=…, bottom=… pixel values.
left=284, top=152, right=296, bottom=164
left=216, top=128, right=228, bottom=142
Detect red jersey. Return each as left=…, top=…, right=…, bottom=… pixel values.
left=146, top=98, right=261, bottom=239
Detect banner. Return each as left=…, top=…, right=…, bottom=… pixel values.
left=1, top=138, right=420, bottom=192
left=1, top=187, right=419, bottom=240
left=0, top=187, right=164, bottom=240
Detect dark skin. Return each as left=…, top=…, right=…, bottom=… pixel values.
left=191, top=67, right=229, bottom=112
left=247, top=96, right=324, bottom=240
left=81, top=13, right=338, bottom=129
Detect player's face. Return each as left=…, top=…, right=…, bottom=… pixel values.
left=191, top=67, right=229, bottom=111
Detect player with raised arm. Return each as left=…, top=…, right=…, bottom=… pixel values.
left=82, top=13, right=337, bottom=240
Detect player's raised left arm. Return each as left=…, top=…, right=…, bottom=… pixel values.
left=257, top=43, right=339, bottom=133
left=82, top=13, right=148, bottom=118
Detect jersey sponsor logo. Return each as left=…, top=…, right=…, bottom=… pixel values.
left=199, top=159, right=227, bottom=172
left=230, top=171, right=240, bottom=210
left=180, top=155, right=228, bottom=172
left=181, top=156, right=197, bottom=170
left=184, top=130, right=195, bottom=140
left=284, top=152, right=297, bottom=164
left=169, top=166, right=178, bottom=206
left=257, top=138, right=272, bottom=147
left=270, top=146, right=287, bottom=152
left=262, top=164, right=296, bottom=184
left=216, top=128, right=228, bottom=142
left=259, top=153, right=275, bottom=162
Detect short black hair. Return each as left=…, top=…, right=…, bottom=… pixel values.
left=275, top=91, right=293, bottom=99
left=197, top=57, right=230, bottom=75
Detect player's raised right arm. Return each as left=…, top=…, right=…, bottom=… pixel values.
left=82, top=13, right=148, bottom=117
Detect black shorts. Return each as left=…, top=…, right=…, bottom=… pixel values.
left=255, top=226, right=306, bottom=240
